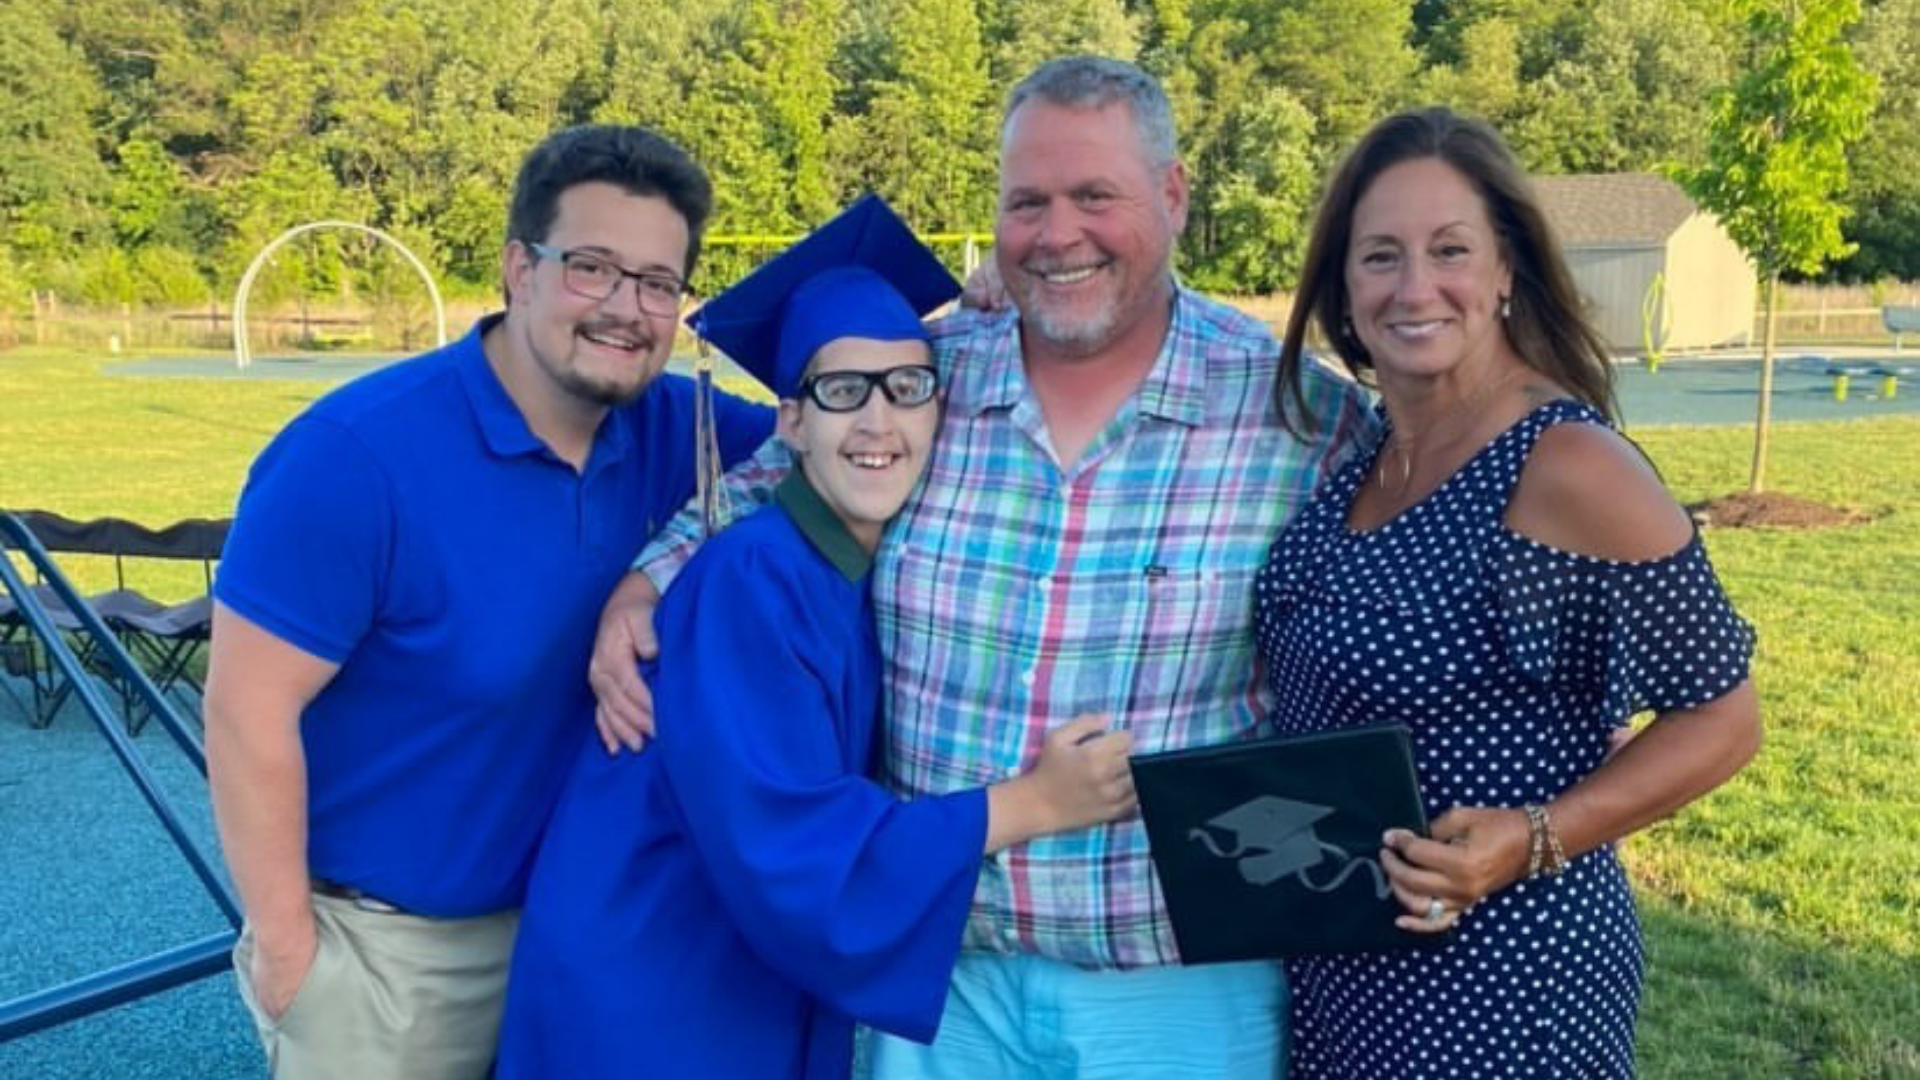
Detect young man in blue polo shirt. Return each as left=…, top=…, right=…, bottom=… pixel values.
left=203, top=125, right=772, bottom=1080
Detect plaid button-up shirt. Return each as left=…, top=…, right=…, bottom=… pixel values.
left=641, top=286, right=1372, bottom=969
left=877, top=289, right=1371, bottom=968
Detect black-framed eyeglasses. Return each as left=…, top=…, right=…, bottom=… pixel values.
left=526, top=243, right=692, bottom=316
left=798, top=364, right=940, bottom=413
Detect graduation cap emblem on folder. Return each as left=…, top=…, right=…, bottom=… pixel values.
left=1131, top=724, right=1452, bottom=961
left=1189, top=796, right=1338, bottom=886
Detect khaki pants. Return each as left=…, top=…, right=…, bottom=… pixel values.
left=232, top=892, right=520, bottom=1080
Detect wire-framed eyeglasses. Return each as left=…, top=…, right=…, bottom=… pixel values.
left=527, top=243, right=692, bottom=316
left=798, top=364, right=940, bottom=413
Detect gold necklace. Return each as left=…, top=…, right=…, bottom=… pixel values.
left=1378, top=365, right=1523, bottom=493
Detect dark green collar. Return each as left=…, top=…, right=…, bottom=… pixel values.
left=774, top=470, right=872, bottom=583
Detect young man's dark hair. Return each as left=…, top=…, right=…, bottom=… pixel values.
left=506, top=125, right=714, bottom=279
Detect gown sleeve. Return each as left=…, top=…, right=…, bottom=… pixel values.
left=650, top=536, right=988, bottom=1044
left=1489, top=528, right=1756, bottom=722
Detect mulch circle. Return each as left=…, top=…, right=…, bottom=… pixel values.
left=1687, top=492, right=1874, bottom=530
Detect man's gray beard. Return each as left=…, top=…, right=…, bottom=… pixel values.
left=1018, top=298, right=1120, bottom=357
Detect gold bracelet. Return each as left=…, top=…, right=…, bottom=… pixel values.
left=1540, top=804, right=1568, bottom=876
left=1523, top=804, right=1545, bottom=878
left=1523, top=804, right=1568, bottom=878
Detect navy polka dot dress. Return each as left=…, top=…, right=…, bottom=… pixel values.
left=1254, top=399, right=1754, bottom=1079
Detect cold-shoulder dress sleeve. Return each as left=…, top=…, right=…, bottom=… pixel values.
left=1488, top=527, right=1755, bottom=724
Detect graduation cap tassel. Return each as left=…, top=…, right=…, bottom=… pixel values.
left=692, top=337, right=731, bottom=538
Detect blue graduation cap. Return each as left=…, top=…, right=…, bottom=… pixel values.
left=688, top=194, right=961, bottom=399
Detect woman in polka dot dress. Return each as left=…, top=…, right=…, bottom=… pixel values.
left=1256, top=108, right=1762, bottom=1078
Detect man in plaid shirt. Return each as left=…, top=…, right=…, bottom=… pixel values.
left=590, top=57, right=1371, bottom=1078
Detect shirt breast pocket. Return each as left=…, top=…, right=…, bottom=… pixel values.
left=1073, top=562, right=1258, bottom=751
left=1128, top=558, right=1258, bottom=640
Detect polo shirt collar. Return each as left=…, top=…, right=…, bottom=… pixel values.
left=775, top=470, right=872, bottom=582
left=945, top=282, right=1209, bottom=428
left=455, top=313, right=636, bottom=469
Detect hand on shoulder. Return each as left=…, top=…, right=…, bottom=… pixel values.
left=1504, top=419, right=1692, bottom=562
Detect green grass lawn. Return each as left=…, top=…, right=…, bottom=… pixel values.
left=4, top=347, right=1918, bottom=1077
left=1627, top=419, right=1920, bottom=1079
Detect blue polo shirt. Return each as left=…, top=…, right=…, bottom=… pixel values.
left=215, top=316, right=773, bottom=918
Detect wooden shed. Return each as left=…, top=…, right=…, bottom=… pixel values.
left=1531, top=173, right=1755, bottom=353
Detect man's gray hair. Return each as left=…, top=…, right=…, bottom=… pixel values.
left=1004, top=56, right=1178, bottom=167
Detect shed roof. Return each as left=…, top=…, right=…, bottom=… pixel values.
left=1531, top=173, right=1699, bottom=247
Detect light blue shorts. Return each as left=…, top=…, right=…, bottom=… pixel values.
left=863, top=952, right=1287, bottom=1080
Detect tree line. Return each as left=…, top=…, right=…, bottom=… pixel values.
left=1, top=0, right=1913, bottom=314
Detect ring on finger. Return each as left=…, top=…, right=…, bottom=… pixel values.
left=1424, top=897, right=1447, bottom=925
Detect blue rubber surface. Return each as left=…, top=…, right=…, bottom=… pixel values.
left=0, top=675, right=265, bottom=1079
left=103, top=351, right=1920, bottom=427
left=1615, top=355, right=1920, bottom=427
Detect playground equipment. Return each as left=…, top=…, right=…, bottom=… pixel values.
left=1641, top=271, right=1672, bottom=372
left=1885, top=305, right=1920, bottom=352
left=232, top=221, right=448, bottom=368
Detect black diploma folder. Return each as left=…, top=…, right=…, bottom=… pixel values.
left=1131, top=724, right=1445, bottom=962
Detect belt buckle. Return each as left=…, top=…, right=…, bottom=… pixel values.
left=314, top=878, right=405, bottom=915
left=348, top=891, right=403, bottom=915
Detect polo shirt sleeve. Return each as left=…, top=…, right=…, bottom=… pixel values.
left=651, top=539, right=987, bottom=1044
left=214, top=416, right=393, bottom=664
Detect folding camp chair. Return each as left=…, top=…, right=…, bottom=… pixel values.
left=0, top=512, right=226, bottom=731
left=109, top=593, right=215, bottom=733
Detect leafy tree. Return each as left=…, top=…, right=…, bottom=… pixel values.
left=1503, top=0, right=1732, bottom=173
left=596, top=0, right=731, bottom=132
left=219, top=149, right=370, bottom=304
left=678, top=0, right=847, bottom=287
left=1675, top=0, right=1875, bottom=493
left=1259, top=0, right=1418, bottom=153
left=992, top=0, right=1143, bottom=85
left=1182, top=86, right=1318, bottom=293
left=0, top=247, right=33, bottom=334
left=1419, top=14, right=1523, bottom=119
left=74, top=247, right=141, bottom=306
left=1419, top=0, right=1733, bottom=174
left=1830, top=0, right=1920, bottom=281
left=132, top=244, right=213, bottom=305
left=110, top=137, right=189, bottom=247
left=16, top=0, right=1899, bottom=308
left=229, top=52, right=322, bottom=158
left=0, top=0, right=112, bottom=267
left=1138, top=0, right=1196, bottom=65
left=835, top=0, right=995, bottom=235
left=744, top=0, right=844, bottom=225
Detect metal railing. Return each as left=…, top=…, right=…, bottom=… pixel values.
left=0, top=512, right=241, bottom=1042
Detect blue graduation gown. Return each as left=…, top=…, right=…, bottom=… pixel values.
left=497, top=474, right=989, bottom=1079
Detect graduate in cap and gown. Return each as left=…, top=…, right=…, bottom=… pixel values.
left=494, top=195, right=1139, bottom=1080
